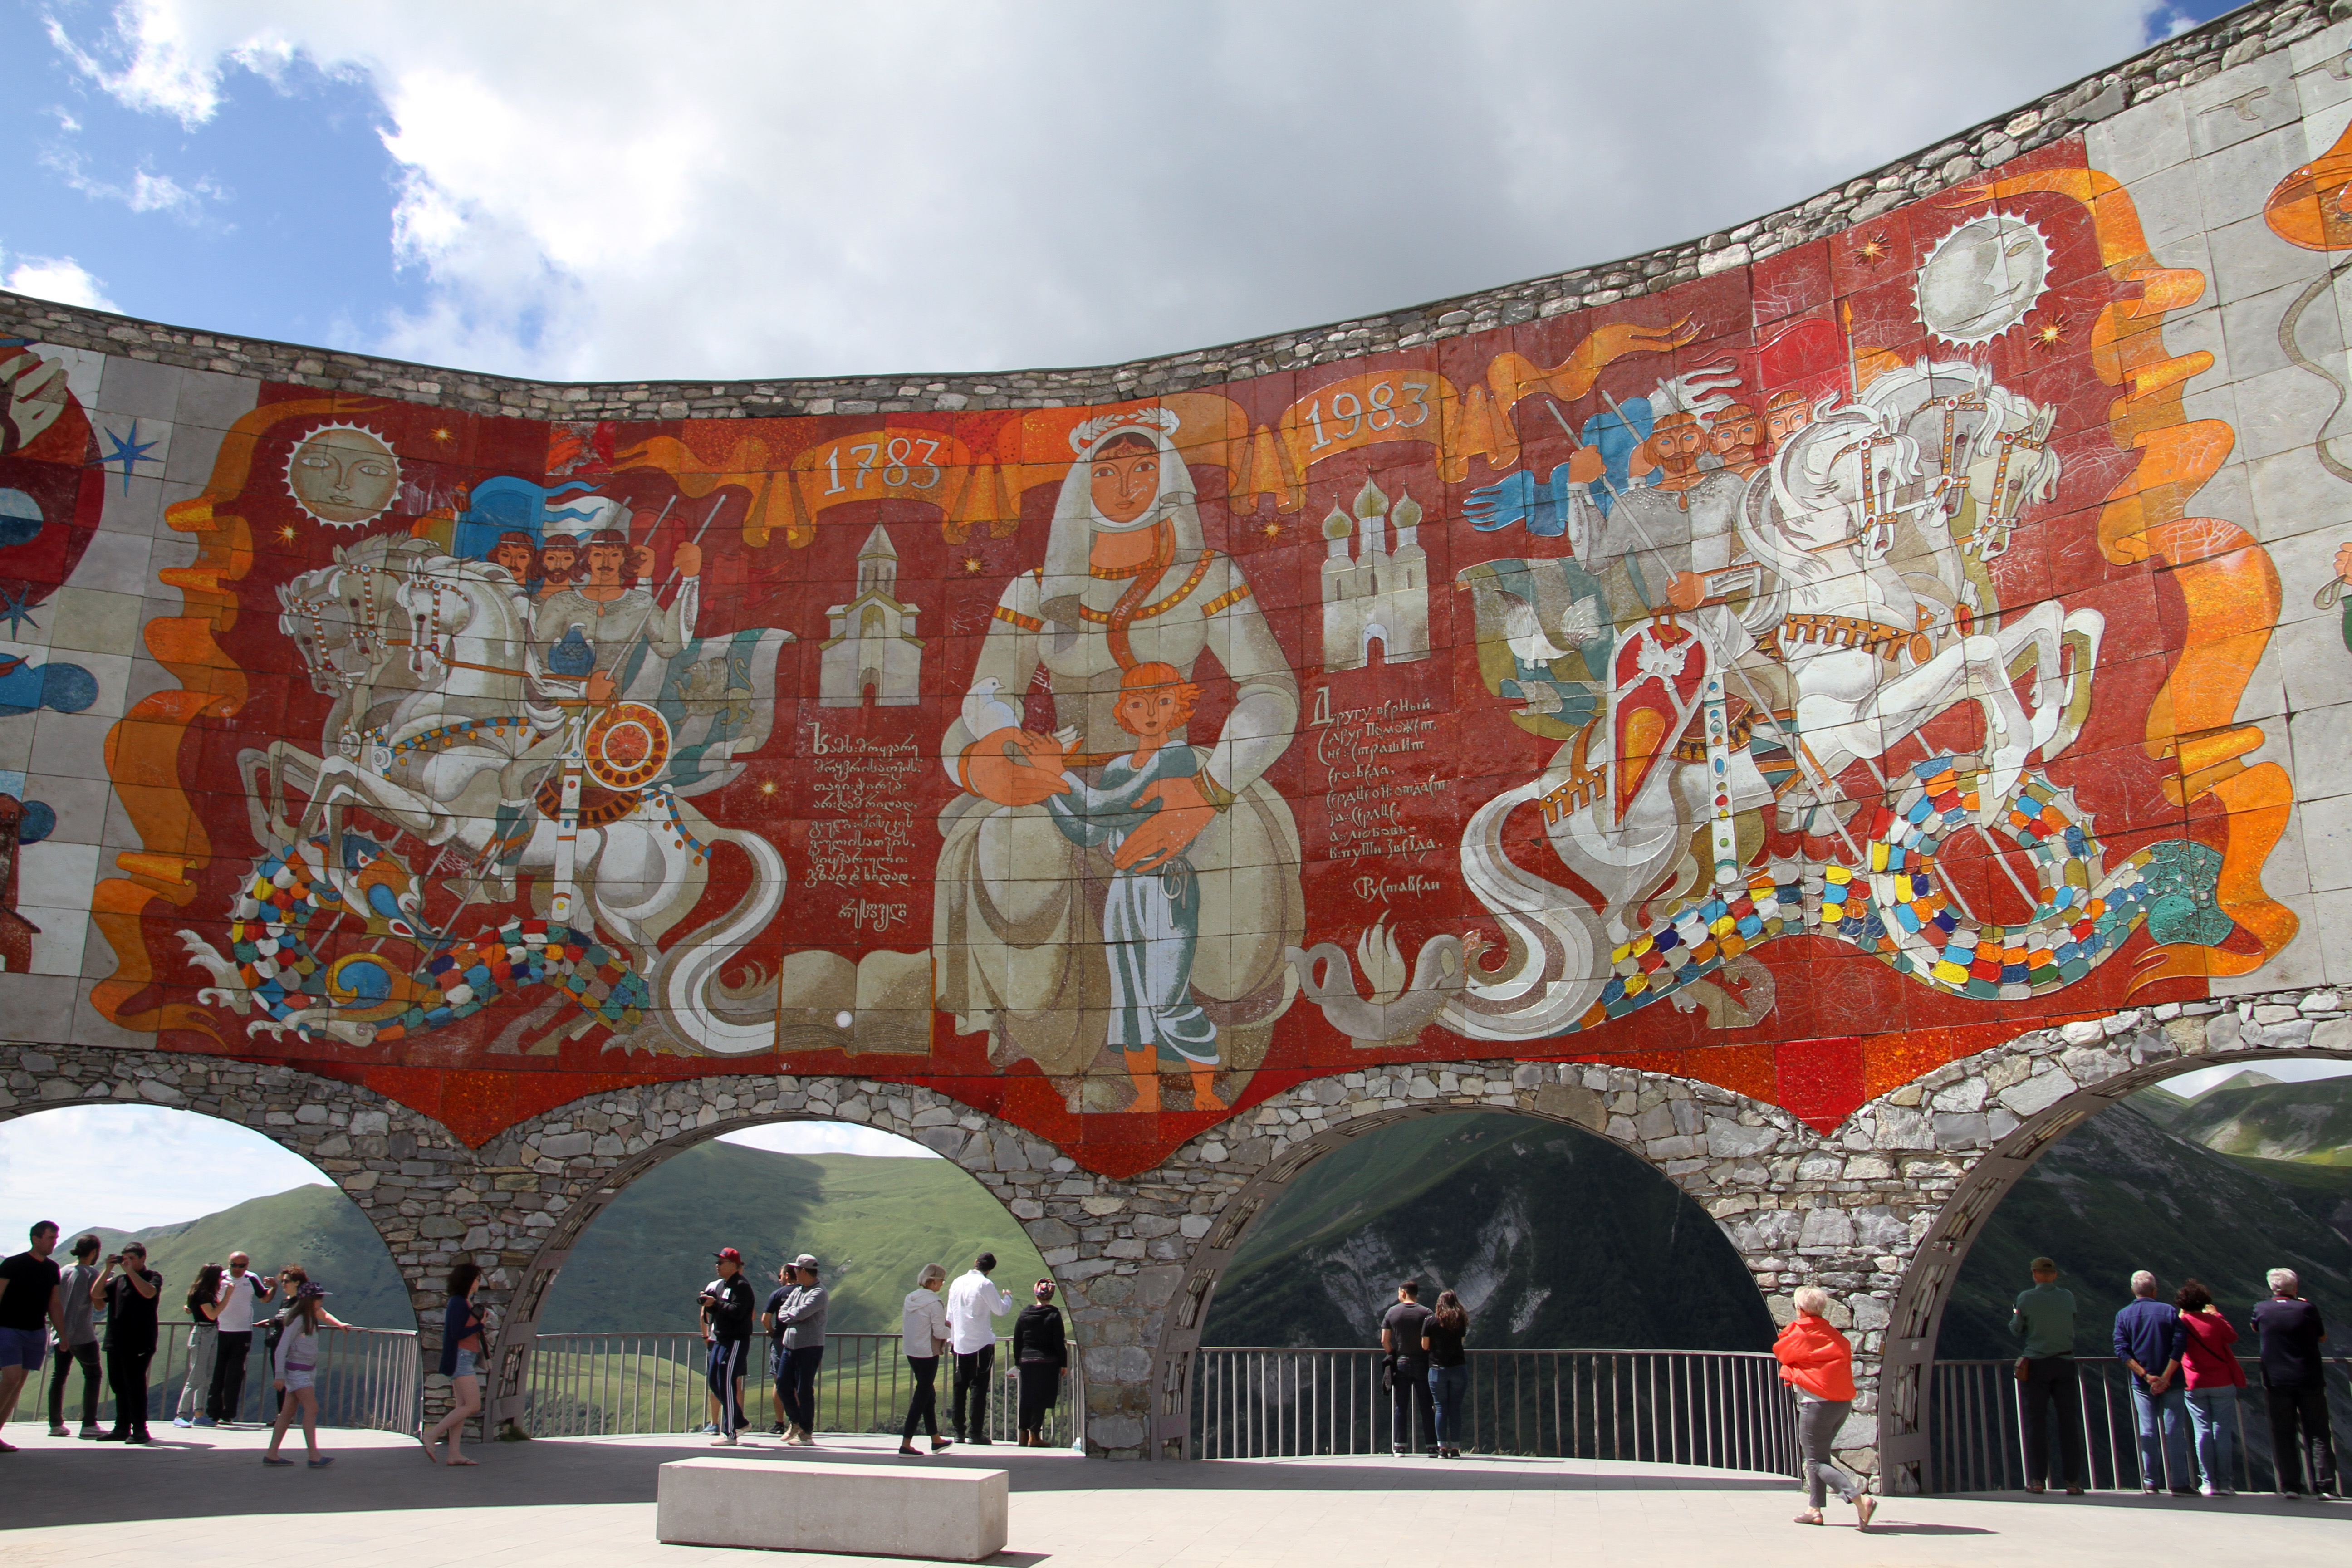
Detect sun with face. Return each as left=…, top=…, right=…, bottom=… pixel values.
left=285, top=423, right=402, bottom=527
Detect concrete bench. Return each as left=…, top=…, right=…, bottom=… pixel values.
left=655, top=1457, right=1009, bottom=1561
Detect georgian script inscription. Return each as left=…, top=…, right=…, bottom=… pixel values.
left=1315, top=696, right=1443, bottom=872
left=807, top=725, right=925, bottom=887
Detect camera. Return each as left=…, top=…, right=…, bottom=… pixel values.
left=106, top=1254, right=122, bottom=1266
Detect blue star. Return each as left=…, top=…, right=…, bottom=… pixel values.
left=97, top=420, right=162, bottom=495
left=0, top=588, right=37, bottom=637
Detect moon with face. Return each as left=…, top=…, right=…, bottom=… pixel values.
left=286, top=423, right=402, bottom=527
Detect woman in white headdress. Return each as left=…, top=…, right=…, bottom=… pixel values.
left=934, top=408, right=1303, bottom=1112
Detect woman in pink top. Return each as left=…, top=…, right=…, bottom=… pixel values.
left=2175, top=1279, right=2246, bottom=1496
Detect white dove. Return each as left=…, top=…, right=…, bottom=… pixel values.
left=961, top=676, right=1025, bottom=741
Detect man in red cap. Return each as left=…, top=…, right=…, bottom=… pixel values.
left=698, top=1248, right=755, bottom=1445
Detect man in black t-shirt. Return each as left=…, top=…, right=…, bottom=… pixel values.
left=94, top=1242, right=162, bottom=1444
left=1379, top=1279, right=1436, bottom=1456
left=698, top=1247, right=755, bottom=1445
left=0, top=1220, right=67, bottom=1451
left=2252, top=1268, right=2337, bottom=1497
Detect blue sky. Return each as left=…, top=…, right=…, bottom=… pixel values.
left=1, top=0, right=2241, bottom=382
left=1, top=2, right=428, bottom=346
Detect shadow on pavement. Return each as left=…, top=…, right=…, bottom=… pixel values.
left=1, top=1432, right=1803, bottom=1528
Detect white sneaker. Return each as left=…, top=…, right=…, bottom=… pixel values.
left=2199, top=1484, right=2217, bottom=1497
left=710, top=1432, right=738, bottom=1446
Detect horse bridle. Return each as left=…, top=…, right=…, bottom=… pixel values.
left=405, top=570, right=531, bottom=681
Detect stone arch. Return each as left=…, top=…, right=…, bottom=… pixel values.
left=0, top=1040, right=472, bottom=1344
left=473, top=1074, right=1106, bottom=1441
left=1873, top=1008, right=2352, bottom=1494
left=1166, top=1096, right=1777, bottom=1336
left=1143, top=1058, right=1880, bottom=1460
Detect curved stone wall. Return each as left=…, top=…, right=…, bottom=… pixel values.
left=8, top=0, right=2352, bottom=1470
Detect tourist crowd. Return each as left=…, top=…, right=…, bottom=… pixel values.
left=7, top=1212, right=2339, bottom=1518
left=686, top=1246, right=1067, bottom=1454
left=0, top=1219, right=353, bottom=1465
left=2000, top=1255, right=2337, bottom=1500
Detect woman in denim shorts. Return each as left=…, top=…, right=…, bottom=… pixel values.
left=423, top=1262, right=487, bottom=1467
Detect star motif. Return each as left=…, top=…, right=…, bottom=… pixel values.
left=962, top=555, right=985, bottom=574
left=759, top=779, right=779, bottom=797
left=97, top=420, right=162, bottom=495
left=1857, top=234, right=1890, bottom=265
left=278, top=524, right=299, bottom=543
left=1260, top=520, right=1284, bottom=540
left=432, top=428, right=454, bottom=443
left=0, top=588, right=39, bottom=636
left=2032, top=314, right=2069, bottom=351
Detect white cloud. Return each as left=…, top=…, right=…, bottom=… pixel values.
left=0, top=1104, right=329, bottom=1238
left=1, top=252, right=121, bottom=310
left=720, top=1121, right=941, bottom=1159
left=40, top=145, right=225, bottom=219
left=49, top=0, right=2176, bottom=379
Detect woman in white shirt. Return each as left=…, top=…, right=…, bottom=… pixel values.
left=897, top=1264, right=952, bottom=1456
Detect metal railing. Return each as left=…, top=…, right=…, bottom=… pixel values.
left=1191, top=1348, right=1800, bottom=1472
left=1930, top=1356, right=2352, bottom=1493
left=6, top=1321, right=420, bottom=1434
left=520, top=1331, right=1079, bottom=1447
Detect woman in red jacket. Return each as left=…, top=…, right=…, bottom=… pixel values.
left=2175, top=1279, right=2245, bottom=1496
left=1775, top=1286, right=1876, bottom=1529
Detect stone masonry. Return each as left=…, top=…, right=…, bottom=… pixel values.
left=8, top=983, right=2348, bottom=1474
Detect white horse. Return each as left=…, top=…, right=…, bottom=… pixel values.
left=1734, top=401, right=2095, bottom=823
left=215, top=542, right=790, bottom=1047
left=1863, top=360, right=2102, bottom=769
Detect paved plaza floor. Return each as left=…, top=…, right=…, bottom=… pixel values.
left=2, top=1423, right=2343, bottom=1568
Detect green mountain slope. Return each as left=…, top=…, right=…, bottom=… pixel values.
left=1938, top=1101, right=2352, bottom=1359
left=537, top=1142, right=1051, bottom=1339
left=2165, top=1076, right=2352, bottom=1165
left=1200, top=1112, right=1774, bottom=1352
left=2126, top=1083, right=2190, bottom=1130
left=81, top=1184, right=413, bottom=1329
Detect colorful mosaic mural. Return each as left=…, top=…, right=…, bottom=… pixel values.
left=10, top=46, right=2352, bottom=1176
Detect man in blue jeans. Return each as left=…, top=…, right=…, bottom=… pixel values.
left=2114, top=1269, right=2193, bottom=1494
left=1380, top=1280, right=1435, bottom=1456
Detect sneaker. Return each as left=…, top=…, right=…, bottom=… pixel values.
left=172, top=1417, right=191, bottom=1428
left=49, top=1424, right=70, bottom=1437
left=769, top=1422, right=787, bottom=1436
left=710, top=1432, right=738, bottom=1446
left=2199, top=1484, right=2217, bottom=1497
left=76, top=1426, right=99, bottom=1440
left=192, top=1416, right=216, bottom=1428
left=95, top=1431, right=126, bottom=1442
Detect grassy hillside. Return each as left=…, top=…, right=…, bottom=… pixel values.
left=1200, top=1112, right=1774, bottom=1352
left=537, top=1142, right=1051, bottom=1338
left=2167, top=1075, right=2352, bottom=1165
left=1938, top=1101, right=2352, bottom=1359
left=82, top=1184, right=413, bottom=1329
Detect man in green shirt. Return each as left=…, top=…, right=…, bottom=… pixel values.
left=2010, top=1256, right=2086, bottom=1493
